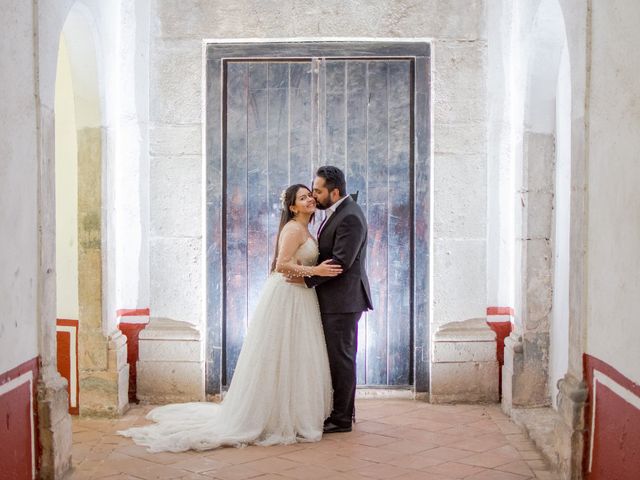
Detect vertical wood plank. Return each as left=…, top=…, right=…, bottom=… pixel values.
left=387, top=61, right=412, bottom=385
left=344, top=60, right=369, bottom=385
left=267, top=63, right=290, bottom=268
left=289, top=62, right=313, bottom=185
left=247, top=63, right=269, bottom=324
left=365, top=61, right=389, bottom=386
left=224, top=62, right=249, bottom=383
left=324, top=61, right=346, bottom=171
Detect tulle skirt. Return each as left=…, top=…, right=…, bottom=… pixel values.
left=118, top=273, right=332, bottom=452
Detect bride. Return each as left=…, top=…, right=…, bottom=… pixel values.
left=119, top=184, right=341, bottom=452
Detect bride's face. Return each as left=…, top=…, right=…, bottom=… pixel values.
left=292, top=188, right=316, bottom=216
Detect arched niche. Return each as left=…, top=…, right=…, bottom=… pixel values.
left=503, top=0, right=588, bottom=477
left=54, top=1, right=128, bottom=418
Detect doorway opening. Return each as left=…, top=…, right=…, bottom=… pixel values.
left=205, top=42, right=431, bottom=396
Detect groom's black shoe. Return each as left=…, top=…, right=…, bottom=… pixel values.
left=323, top=421, right=352, bottom=433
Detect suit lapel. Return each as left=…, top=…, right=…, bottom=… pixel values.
left=318, top=196, right=352, bottom=240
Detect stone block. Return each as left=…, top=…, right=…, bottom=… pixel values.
left=150, top=43, right=202, bottom=124
left=524, top=191, right=554, bottom=239
left=434, top=122, right=486, bottom=155
left=37, top=373, right=72, bottom=479
left=137, top=318, right=205, bottom=403
left=431, top=361, right=499, bottom=403
left=150, top=123, right=202, bottom=156
left=524, top=132, right=555, bottom=192
left=433, top=239, right=486, bottom=326
left=431, top=319, right=499, bottom=403
left=434, top=39, right=487, bottom=109
left=150, top=237, right=202, bottom=324
left=433, top=340, right=496, bottom=363
left=434, top=154, right=487, bottom=238
left=137, top=361, right=204, bottom=403
left=150, top=155, right=202, bottom=238
left=139, top=338, right=202, bottom=362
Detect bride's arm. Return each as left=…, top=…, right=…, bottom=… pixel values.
left=275, top=225, right=342, bottom=278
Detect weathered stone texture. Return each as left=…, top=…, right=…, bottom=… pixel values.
left=37, top=375, right=73, bottom=480
left=434, top=154, right=486, bottom=238
left=433, top=239, right=486, bottom=326
left=150, top=155, right=202, bottom=238
left=79, top=331, right=130, bottom=417
left=137, top=318, right=205, bottom=403
left=431, top=319, right=499, bottom=403
left=150, top=237, right=202, bottom=324
left=150, top=124, right=202, bottom=156
left=153, top=0, right=486, bottom=41
left=150, top=42, right=202, bottom=124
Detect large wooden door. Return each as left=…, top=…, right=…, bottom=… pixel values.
left=206, top=43, right=431, bottom=394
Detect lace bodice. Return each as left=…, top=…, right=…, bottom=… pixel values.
left=293, top=238, right=319, bottom=267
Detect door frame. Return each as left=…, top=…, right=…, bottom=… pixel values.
left=204, top=40, right=431, bottom=396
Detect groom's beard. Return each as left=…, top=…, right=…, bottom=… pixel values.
left=315, top=198, right=333, bottom=210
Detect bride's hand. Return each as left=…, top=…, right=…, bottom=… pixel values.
left=314, top=260, right=342, bottom=277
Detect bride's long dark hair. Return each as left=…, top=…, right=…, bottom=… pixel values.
left=270, top=184, right=314, bottom=272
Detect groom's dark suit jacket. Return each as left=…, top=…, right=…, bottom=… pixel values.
left=305, top=195, right=373, bottom=313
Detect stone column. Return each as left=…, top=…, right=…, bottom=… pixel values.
left=37, top=104, right=73, bottom=479
left=554, top=372, right=587, bottom=479
left=77, top=127, right=129, bottom=416
left=503, top=132, right=555, bottom=413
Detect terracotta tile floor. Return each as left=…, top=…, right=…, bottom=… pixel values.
left=69, top=399, right=559, bottom=479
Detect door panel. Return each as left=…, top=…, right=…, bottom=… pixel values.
left=320, top=60, right=413, bottom=386
left=223, top=61, right=314, bottom=384
left=222, top=56, right=413, bottom=388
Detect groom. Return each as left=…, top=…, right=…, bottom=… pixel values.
left=303, top=166, right=372, bottom=433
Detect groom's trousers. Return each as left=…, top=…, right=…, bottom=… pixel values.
left=321, top=312, right=361, bottom=427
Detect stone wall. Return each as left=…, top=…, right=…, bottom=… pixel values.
left=149, top=0, right=488, bottom=350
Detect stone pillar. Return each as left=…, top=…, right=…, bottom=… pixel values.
left=79, top=330, right=130, bottom=416
left=37, top=104, right=72, bottom=478
left=137, top=318, right=205, bottom=403
left=431, top=318, right=499, bottom=403
left=77, top=127, right=129, bottom=416
left=554, top=373, right=587, bottom=479
left=503, top=132, right=555, bottom=412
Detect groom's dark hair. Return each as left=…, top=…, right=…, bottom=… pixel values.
left=316, top=166, right=346, bottom=197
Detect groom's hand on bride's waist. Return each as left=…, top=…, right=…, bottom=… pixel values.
left=285, top=276, right=306, bottom=285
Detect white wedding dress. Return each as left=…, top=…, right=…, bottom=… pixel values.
left=119, top=238, right=332, bottom=452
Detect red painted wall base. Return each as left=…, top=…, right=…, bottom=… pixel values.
left=584, top=354, right=640, bottom=479
left=486, top=307, right=514, bottom=397
left=0, top=357, right=39, bottom=480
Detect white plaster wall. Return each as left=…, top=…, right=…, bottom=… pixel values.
left=113, top=0, right=151, bottom=319
left=0, top=0, right=39, bottom=374
left=149, top=0, right=488, bottom=331
left=550, top=44, right=570, bottom=408
left=55, top=38, right=80, bottom=321
left=486, top=0, right=516, bottom=311
left=51, top=0, right=151, bottom=334
left=586, top=0, right=640, bottom=384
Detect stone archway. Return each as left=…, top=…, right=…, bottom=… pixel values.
left=54, top=3, right=129, bottom=418
left=501, top=0, right=588, bottom=477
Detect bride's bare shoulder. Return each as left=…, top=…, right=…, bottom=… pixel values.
left=281, top=221, right=308, bottom=239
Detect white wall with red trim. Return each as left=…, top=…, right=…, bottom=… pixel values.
left=0, top=0, right=39, bottom=377
left=586, top=0, right=640, bottom=389
left=583, top=6, right=640, bottom=475
left=55, top=36, right=80, bottom=322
